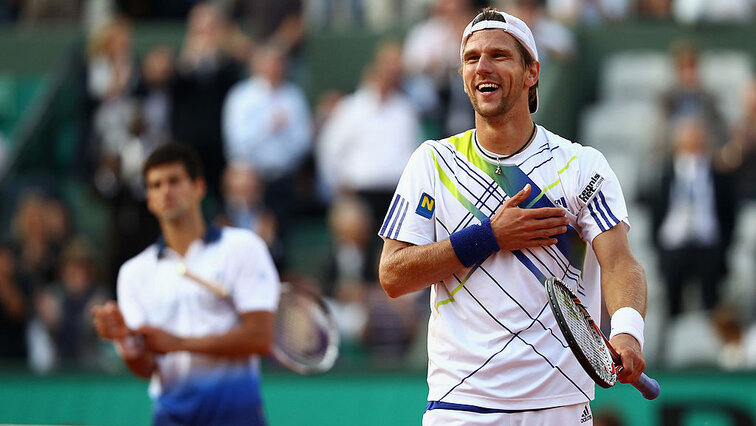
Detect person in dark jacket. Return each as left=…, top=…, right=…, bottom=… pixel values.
left=651, top=117, right=737, bottom=317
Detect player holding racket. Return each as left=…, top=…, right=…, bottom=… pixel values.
left=92, top=143, right=280, bottom=425
left=379, top=8, right=648, bottom=425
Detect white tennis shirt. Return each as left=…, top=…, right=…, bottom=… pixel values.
left=117, top=225, right=280, bottom=398
left=379, top=127, right=630, bottom=410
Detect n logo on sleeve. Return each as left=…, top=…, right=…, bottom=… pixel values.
left=416, top=193, right=435, bottom=219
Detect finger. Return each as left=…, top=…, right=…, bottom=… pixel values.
left=534, top=226, right=568, bottom=238
left=617, top=353, right=642, bottom=383
left=502, top=184, right=531, bottom=207
left=136, top=326, right=157, bottom=335
left=522, top=238, right=559, bottom=248
left=529, top=217, right=571, bottom=229
left=525, top=207, right=568, bottom=219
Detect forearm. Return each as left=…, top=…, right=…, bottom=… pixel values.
left=180, top=323, right=273, bottom=357
left=379, top=239, right=464, bottom=298
left=118, top=339, right=156, bottom=379
left=601, top=256, right=647, bottom=317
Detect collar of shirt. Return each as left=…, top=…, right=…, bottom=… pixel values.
left=156, top=223, right=222, bottom=259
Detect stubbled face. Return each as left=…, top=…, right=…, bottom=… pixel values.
left=461, top=30, right=537, bottom=119
left=145, top=162, right=204, bottom=222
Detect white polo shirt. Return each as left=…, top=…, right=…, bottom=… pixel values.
left=117, top=225, right=280, bottom=398
left=380, top=127, right=629, bottom=410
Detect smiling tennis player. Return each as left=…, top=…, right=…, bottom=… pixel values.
left=378, top=8, right=649, bottom=425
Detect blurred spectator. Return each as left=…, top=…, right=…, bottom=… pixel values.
left=171, top=2, right=242, bottom=205
left=42, top=197, right=71, bottom=255
left=84, top=16, right=139, bottom=179
left=317, top=41, right=422, bottom=225
left=215, top=163, right=283, bottom=266
left=660, top=41, right=727, bottom=146
left=322, top=197, right=376, bottom=349
left=672, top=0, right=753, bottom=24
left=305, top=0, right=365, bottom=30
left=717, top=78, right=756, bottom=200
left=135, top=45, right=175, bottom=158
left=364, top=286, right=422, bottom=362
left=223, top=41, right=312, bottom=231
left=402, top=0, right=476, bottom=136
left=502, top=0, right=576, bottom=68
left=664, top=311, right=721, bottom=367
left=8, top=192, right=60, bottom=289
left=545, top=0, right=631, bottom=26
left=324, top=196, right=376, bottom=296
left=86, top=17, right=138, bottom=107
left=650, top=118, right=736, bottom=317
left=17, top=0, right=81, bottom=24
left=92, top=44, right=171, bottom=286
left=31, top=237, right=111, bottom=372
left=97, top=45, right=175, bottom=197
left=712, top=304, right=748, bottom=370
left=636, top=0, right=672, bottom=19
left=0, top=244, right=29, bottom=360
left=252, top=0, right=306, bottom=54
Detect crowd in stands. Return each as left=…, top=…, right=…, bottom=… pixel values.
left=0, top=0, right=755, bottom=374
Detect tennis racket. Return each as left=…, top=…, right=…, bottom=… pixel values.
left=178, top=263, right=340, bottom=375
left=544, top=277, right=660, bottom=400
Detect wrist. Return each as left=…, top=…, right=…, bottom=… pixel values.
left=115, top=335, right=145, bottom=360
left=609, top=307, right=645, bottom=350
left=449, top=217, right=500, bottom=267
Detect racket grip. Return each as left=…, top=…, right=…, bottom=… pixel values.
left=632, top=373, right=660, bottom=400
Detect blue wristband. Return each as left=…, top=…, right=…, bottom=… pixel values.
left=449, top=217, right=500, bottom=267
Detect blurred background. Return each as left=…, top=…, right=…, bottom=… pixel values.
left=0, top=0, right=755, bottom=424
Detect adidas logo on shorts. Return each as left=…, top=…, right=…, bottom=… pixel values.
left=580, top=406, right=593, bottom=423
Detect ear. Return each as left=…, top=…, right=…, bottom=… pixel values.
left=524, top=61, right=540, bottom=88
left=194, top=177, right=207, bottom=200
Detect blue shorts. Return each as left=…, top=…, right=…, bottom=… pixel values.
left=153, top=373, right=265, bottom=426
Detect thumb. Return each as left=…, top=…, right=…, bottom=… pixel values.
left=503, top=184, right=531, bottom=207
left=134, top=326, right=153, bottom=335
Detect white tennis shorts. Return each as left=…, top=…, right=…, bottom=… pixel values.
left=422, top=402, right=593, bottom=426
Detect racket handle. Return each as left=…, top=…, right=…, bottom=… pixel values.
left=632, top=373, right=660, bottom=400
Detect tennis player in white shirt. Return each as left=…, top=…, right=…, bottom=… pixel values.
left=379, top=8, right=648, bottom=425
left=93, top=143, right=280, bottom=425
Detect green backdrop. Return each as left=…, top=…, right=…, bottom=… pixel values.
left=2, top=369, right=756, bottom=425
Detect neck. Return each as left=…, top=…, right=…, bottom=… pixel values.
left=160, top=210, right=205, bottom=257
left=476, top=108, right=535, bottom=156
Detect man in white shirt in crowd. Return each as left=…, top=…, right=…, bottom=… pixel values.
left=317, top=40, right=422, bottom=225
left=223, top=41, right=312, bottom=230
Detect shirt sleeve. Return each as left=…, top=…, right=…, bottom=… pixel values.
left=116, top=261, right=147, bottom=330
left=378, top=142, right=437, bottom=246
left=231, top=233, right=281, bottom=313
left=574, top=147, right=630, bottom=244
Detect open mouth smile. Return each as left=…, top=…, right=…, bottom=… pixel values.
left=476, top=82, right=500, bottom=93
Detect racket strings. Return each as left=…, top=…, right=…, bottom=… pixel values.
left=274, top=289, right=338, bottom=374
left=554, top=287, right=616, bottom=385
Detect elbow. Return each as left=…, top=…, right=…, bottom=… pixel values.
left=255, top=328, right=275, bottom=356
left=381, top=282, right=403, bottom=299
left=257, top=339, right=274, bottom=356
left=378, top=265, right=404, bottom=299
